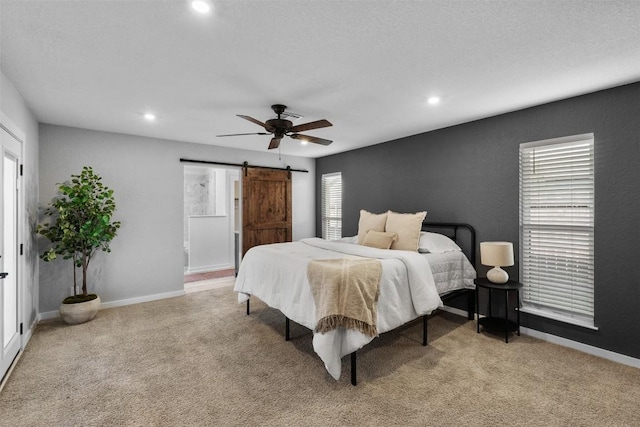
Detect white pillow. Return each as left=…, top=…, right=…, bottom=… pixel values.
left=337, top=236, right=358, bottom=244
left=418, top=232, right=462, bottom=253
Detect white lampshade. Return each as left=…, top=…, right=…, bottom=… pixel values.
left=480, top=242, right=514, bottom=284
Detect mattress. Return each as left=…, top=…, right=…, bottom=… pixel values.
left=234, top=237, right=476, bottom=380
left=428, top=251, right=477, bottom=295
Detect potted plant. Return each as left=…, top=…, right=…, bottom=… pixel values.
left=38, top=166, right=121, bottom=324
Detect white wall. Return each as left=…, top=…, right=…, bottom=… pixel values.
left=38, top=124, right=315, bottom=313
left=0, top=70, right=39, bottom=340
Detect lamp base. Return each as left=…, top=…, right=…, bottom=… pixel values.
left=487, top=267, right=509, bottom=284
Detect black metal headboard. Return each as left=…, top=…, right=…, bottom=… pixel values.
left=421, top=222, right=476, bottom=266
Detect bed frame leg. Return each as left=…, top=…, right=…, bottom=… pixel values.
left=285, top=317, right=290, bottom=341
left=422, top=315, right=428, bottom=346
left=246, top=299, right=250, bottom=315
left=467, top=289, right=475, bottom=320
left=351, top=352, right=357, bottom=386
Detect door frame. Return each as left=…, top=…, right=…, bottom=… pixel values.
left=0, top=111, right=24, bottom=384
left=182, top=165, right=240, bottom=276
left=227, top=168, right=241, bottom=270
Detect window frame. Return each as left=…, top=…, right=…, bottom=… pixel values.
left=321, top=172, right=342, bottom=240
left=518, top=133, right=596, bottom=329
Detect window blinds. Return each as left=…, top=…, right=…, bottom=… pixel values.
left=321, top=172, right=342, bottom=240
left=519, top=134, right=594, bottom=325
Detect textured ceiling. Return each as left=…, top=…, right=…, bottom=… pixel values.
left=1, top=0, right=639, bottom=158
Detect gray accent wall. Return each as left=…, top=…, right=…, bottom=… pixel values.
left=316, top=82, right=640, bottom=360
left=39, top=124, right=316, bottom=314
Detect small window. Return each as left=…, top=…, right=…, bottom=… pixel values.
left=519, top=133, right=595, bottom=328
left=321, top=172, right=342, bottom=240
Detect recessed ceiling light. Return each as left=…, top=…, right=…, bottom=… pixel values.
left=191, top=1, right=211, bottom=14
left=144, top=113, right=156, bottom=121
left=427, top=96, right=440, bottom=106
left=300, top=139, right=308, bottom=145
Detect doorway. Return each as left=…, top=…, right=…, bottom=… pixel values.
left=183, top=166, right=240, bottom=288
left=1, top=125, right=21, bottom=382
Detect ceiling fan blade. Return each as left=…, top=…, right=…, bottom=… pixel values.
left=237, top=114, right=268, bottom=129
left=268, top=137, right=282, bottom=150
left=290, top=134, right=333, bottom=146
left=216, top=132, right=270, bottom=137
left=288, top=119, right=332, bottom=133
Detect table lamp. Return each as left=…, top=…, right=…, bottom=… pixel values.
left=480, top=241, right=514, bottom=284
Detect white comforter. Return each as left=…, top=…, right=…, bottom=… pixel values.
left=234, top=238, right=443, bottom=380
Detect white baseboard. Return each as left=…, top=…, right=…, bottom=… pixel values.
left=439, top=305, right=469, bottom=318
left=38, top=289, right=186, bottom=321
left=21, top=318, right=37, bottom=347
left=441, top=304, right=640, bottom=370
left=520, top=326, right=640, bottom=369
left=1, top=318, right=34, bottom=394
left=0, top=348, right=24, bottom=394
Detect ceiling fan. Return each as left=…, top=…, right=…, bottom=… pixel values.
left=217, top=104, right=333, bottom=150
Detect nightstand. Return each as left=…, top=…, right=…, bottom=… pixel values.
left=475, top=278, right=523, bottom=343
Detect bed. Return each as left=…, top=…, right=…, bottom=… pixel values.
left=234, top=222, right=477, bottom=385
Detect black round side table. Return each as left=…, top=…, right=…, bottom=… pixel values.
left=475, top=278, right=523, bottom=343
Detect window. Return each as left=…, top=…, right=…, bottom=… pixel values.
left=321, top=172, right=342, bottom=240
left=519, top=133, right=595, bottom=328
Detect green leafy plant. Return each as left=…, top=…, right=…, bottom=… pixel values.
left=38, top=166, right=121, bottom=303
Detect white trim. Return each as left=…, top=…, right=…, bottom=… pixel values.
left=0, top=348, right=23, bottom=393
left=519, top=132, right=593, bottom=149
left=0, top=111, right=26, bottom=143
left=38, top=289, right=186, bottom=321
left=440, top=304, right=470, bottom=318
left=38, top=310, right=60, bottom=321
left=22, top=318, right=37, bottom=347
left=0, top=309, right=34, bottom=394
left=0, top=115, right=25, bottom=380
left=519, top=306, right=598, bottom=330
left=443, top=306, right=640, bottom=370
left=520, top=326, right=640, bottom=369
left=519, top=134, right=595, bottom=323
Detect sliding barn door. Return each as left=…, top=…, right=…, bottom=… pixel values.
left=242, top=168, right=292, bottom=255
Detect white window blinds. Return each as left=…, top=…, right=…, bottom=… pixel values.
left=321, top=172, right=342, bottom=240
left=519, top=134, right=595, bottom=327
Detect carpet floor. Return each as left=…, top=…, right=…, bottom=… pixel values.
left=1, top=285, right=639, bottom=426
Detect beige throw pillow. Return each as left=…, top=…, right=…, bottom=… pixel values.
left=385, top=211, right=427, bottom=251
left=362, top=230, right=398, bottom=250
left=357, top=210, right=388, bottom=245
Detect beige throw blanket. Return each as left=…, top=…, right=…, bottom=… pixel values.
left=307, top=258, right=382, bottom=338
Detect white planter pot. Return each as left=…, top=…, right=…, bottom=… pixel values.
left=59, top=296, right=101, bottom=325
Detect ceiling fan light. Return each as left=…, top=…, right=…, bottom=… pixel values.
left=290, top=134, right=306, bottom=143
